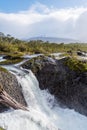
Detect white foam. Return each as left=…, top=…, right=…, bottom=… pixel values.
left=0, top=66, right=87, bottom=130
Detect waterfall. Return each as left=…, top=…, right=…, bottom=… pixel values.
left=0, top=65, right=87, bottom=130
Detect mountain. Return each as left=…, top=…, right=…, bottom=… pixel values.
left=28, top=36, right=78, bottom=43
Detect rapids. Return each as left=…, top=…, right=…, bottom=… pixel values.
left=0, top=60, right=87, bottom=130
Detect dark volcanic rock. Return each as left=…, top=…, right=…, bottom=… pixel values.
left=21, top=56, right=87, bottom=116
left=77, top=51, right=87, bottom=57
left=0, top=70, right=27, bottom=112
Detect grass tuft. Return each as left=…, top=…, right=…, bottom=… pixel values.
left=64, top=57, right=87, bottom=72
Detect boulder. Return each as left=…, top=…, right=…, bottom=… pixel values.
left=77, top=51, right=87, bottom=57
left=0, top=70, right=27, bottom=112
left=21, top=56, right=87, bottom=116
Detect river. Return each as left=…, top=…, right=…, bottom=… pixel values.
left=0, top=55, right=87, bottom=130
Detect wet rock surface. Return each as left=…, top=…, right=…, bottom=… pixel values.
left=0, top=71, right=27, bottom=112
left=21, top=56, right=87, bottom=116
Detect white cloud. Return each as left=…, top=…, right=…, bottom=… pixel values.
left=0, top=3, right=87, bottom=41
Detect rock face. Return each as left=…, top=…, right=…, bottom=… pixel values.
left=0, top=70, right=26, bottom=112
left=21, top=56, right=87, bottom=116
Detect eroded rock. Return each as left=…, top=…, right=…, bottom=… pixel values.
left=0, top=70, right=27, bottom=112
left=21, top=56, right=87, bottom=116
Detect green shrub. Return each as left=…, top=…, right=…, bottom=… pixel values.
left=0, top=32, right=87, bottom=55
left=64, top=57, right=87, bottom=72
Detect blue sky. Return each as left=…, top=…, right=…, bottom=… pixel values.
left=0, top=0, right=87, bottom=12
left=0, top=0, right=87, bottom=41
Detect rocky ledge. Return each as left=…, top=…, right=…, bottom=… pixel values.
left=0, top=68, right=26, bottom=112
left=21, top=55, right=87, bottom=116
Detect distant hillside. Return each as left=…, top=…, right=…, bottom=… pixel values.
left=28, top=37, right=78, bottom=43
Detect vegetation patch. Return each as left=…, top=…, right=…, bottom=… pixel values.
left=64, top=57, right=87, bottom=72
left=3, top=53, right=23, bottom=59
left=0, top=66, right=8, bottom=73
left=0, top=127, right=5, bottom=130
left=0, top=32, right=87, bottom=55
left=0, top=58, right=24, bottom=65
left=0, top=53, right=24, bottom=65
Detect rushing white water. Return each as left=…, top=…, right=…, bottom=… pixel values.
left=0, top=65, right=87, bottom=130
left=77, top=56, right=87, bottom=61
left=50, top=53, right=65, bottom=60
left=0, top=55, right=6, bottom=62
left=22, top=54, right=43, bottom=59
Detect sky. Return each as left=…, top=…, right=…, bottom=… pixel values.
left=0, top=0, right=87, bottom=41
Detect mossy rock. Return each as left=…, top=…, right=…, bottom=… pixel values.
left=64, top=57, right=87, bottom=72
left=0, top=53, right=24, bottom=65
left=28, top=56, right=44, bottom=73
left=21, top=55, right=49, bottom=73
left=3, top=53, right=23, bottom=60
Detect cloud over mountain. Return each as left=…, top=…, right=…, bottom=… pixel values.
left=0, top=3, right=87, bottom=41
